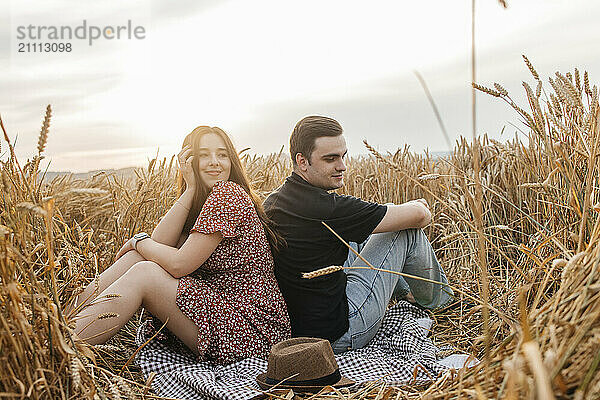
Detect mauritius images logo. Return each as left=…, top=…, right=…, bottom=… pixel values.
left=15, top=20, right=145, bottom=52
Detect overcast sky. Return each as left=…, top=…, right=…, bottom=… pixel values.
left=2, top=0, right=599, bottom=172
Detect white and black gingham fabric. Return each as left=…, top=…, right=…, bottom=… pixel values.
left=135, top=301, right=469, bottom=400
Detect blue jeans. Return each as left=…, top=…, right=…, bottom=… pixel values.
left=331, top=229, right=453, bottom=354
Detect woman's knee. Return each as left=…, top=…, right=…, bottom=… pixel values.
left=126, top=261, right=168, bottom=287
left=129, top=249, right=144, bottom=260
left=128, top=261, right=178, bottom=298
left=117, top=249, right=145, bottom=268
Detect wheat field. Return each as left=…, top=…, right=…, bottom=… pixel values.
left=1, top=60, right=599, bottom=399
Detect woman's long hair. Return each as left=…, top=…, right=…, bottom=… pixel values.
left=178, top=126, right=284, bottom=253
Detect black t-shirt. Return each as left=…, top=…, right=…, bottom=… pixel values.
left=264, top=172, right=387, bottom=342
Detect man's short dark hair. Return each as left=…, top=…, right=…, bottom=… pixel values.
left=290, top=116, right=343, bottom=165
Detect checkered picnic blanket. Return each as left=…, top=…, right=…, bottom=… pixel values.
left=135, top=301, right=472, bottom=400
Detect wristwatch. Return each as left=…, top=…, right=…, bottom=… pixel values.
left=133, top=232, right=150, bottom=250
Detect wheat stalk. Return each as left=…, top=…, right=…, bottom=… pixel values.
left=302, top=265, right=344, bottom=279
left=97, top=312, right=119, bottom=320
left=522, top=54, right=540, bottom=81
left=472, top=82, right=501, bottom=97
left=113, top=376, right=132, bottom=399
left=16, top=201, right=48, bottom=217
left=493, top=83, right=508, bottom=96
left=37, top=104, right=51, bottom=155
left=584, top=70, right=591, bottom=97
left=93, top=344, right=121, bottom=352
left=69, top=356, right=82, bottom=390
left=418, top=173, right=441, bottom=181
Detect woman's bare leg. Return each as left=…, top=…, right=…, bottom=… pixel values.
left=69, top=232, right=191, bottom=315
left=66, top=250, right=145, bottom=316
left=73, top=260, right=199, bottom=355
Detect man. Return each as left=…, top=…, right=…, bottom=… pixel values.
left=264, top=115, right=453, bottom=353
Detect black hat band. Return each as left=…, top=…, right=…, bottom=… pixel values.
left=265, top=368, right=341, bottom=387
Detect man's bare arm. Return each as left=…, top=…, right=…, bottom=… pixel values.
left=372, top=199, right=431, bottom=233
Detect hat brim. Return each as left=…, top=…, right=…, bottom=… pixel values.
left=256, top=373, right=355, bottom=393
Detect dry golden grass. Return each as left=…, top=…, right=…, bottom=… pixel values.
left=1, top=60, right=600, bottom=399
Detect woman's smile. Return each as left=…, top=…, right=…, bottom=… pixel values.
left=196, top=133, right=232, bottom=188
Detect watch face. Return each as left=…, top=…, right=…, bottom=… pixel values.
left=134, top=233, right=147, bottom=240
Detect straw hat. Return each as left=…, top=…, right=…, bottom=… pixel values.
left=256, top=337, right=355, bottom=392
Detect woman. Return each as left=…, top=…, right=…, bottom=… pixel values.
left=70, top=126, right=291, bottom=364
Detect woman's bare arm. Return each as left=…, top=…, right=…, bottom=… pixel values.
left=151, top=189, right=195, bottom=246
left=150, top=145, right=196, bottom=246
left=136, top=231, right=222, bottom=278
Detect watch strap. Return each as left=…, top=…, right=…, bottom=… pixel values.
left=133, top=232, right=150, bottom=250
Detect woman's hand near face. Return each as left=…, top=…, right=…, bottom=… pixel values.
left=178, top=145, right=196, bottom=193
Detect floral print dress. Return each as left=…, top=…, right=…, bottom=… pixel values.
left=175, top=180, right=290, bottom=364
